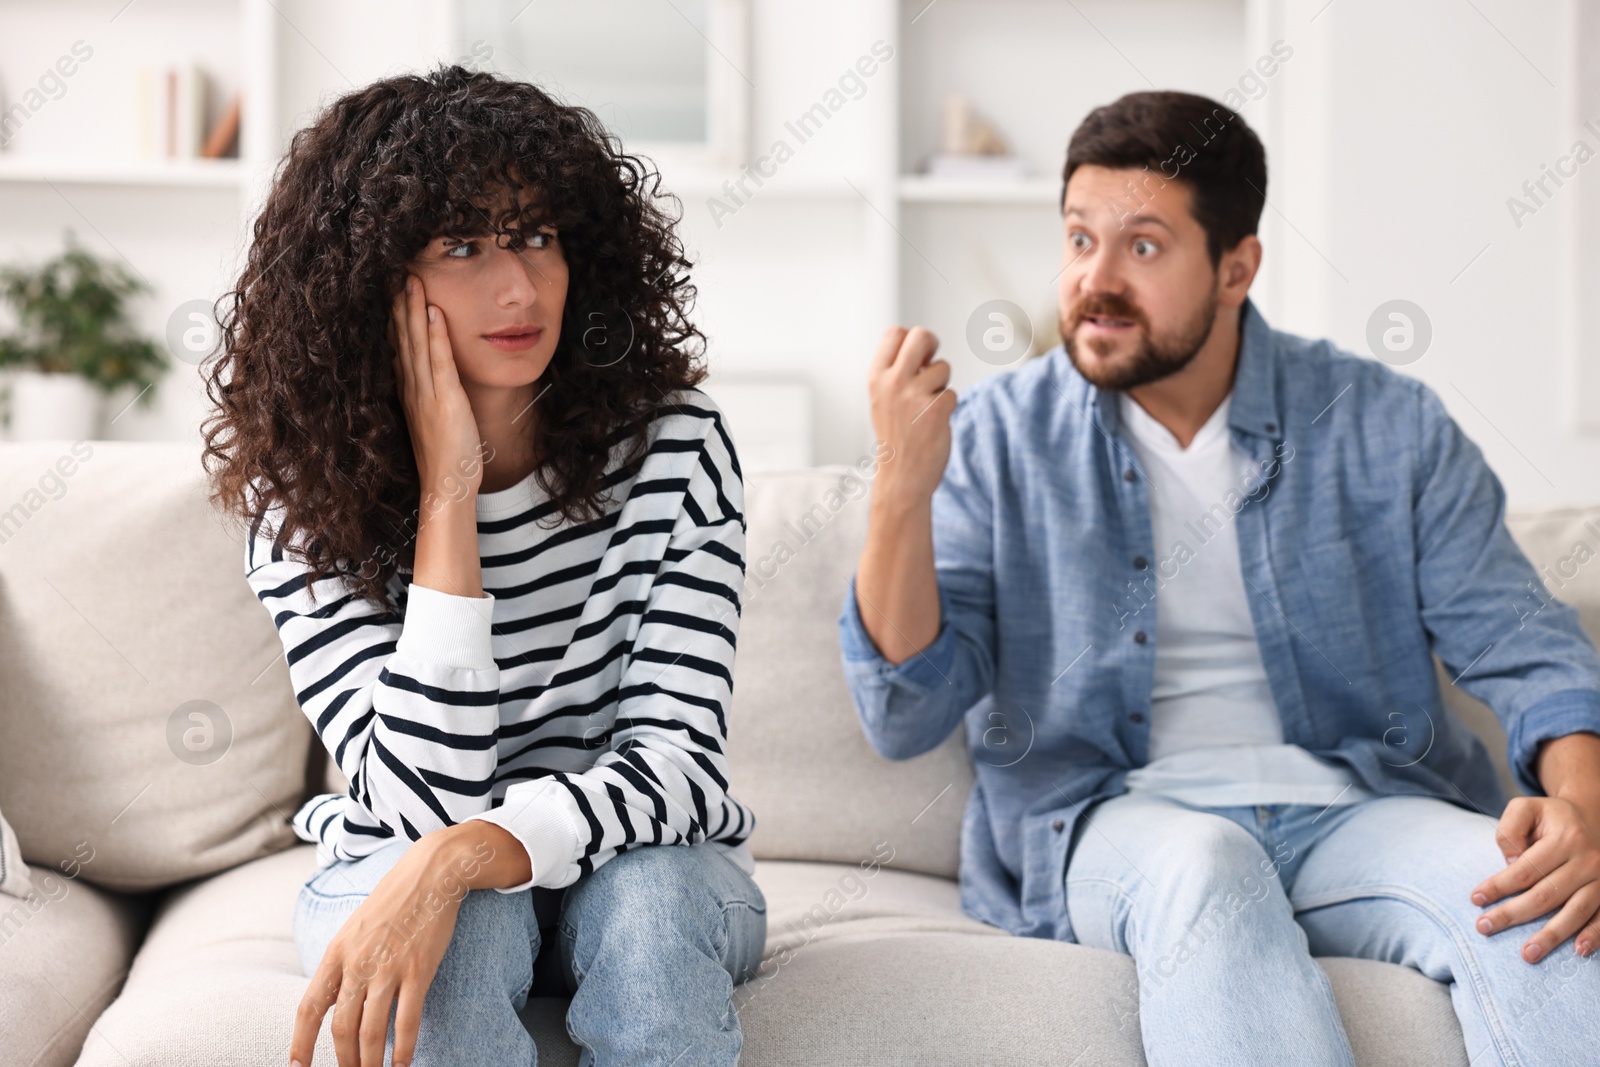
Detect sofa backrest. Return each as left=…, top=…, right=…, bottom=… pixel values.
left=725, top=467, right=973, bottom=878
left=3, top=442, right=1596, bottom=891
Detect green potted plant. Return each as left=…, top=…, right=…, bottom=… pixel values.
left=0, top=230, right=168, bottom=440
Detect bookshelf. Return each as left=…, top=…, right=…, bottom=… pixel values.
left=0, top=0, right=271, bottom=198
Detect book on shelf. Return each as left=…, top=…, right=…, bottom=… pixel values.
left=136, top=64, right=241, bottom=162
left=202, top=95, right=241, bottom=159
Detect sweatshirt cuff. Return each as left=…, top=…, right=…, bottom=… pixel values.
left=395, top=583, right=497, bottom=670
left=463, top=780, right=583, bottom=893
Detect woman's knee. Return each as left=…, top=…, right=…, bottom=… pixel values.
left=561, top=844, right=730, bottom=976
left=443, top=884, right=541, bottom=975
left=568, top=846, right=717, bottom=928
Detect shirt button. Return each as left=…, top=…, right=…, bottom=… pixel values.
left=1129, top=712, right=1145, bottom=723
left=1265, top=421, right=1278, bottom=432
left=1133, top=630, right=1148, bottom=644
left=1133, top=555, right=1148, bottom=569
left=1123, top=468, right=1137, bottom=482
left=1052, top=818, right=1065, bottom=832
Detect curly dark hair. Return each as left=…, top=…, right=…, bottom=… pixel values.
left=201, top=64, right=707, bottom=608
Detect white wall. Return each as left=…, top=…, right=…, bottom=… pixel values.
left=1257, top=0, right=1597, bottom=511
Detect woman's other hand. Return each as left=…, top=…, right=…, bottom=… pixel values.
left=289, top=832, right=493, bottom=1067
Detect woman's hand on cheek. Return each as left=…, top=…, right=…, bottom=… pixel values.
left=288, top=837, right=470, bottom=1067
left=390, top=272, right=488, bottom=497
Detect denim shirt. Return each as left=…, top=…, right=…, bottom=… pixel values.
left=836, top=298, right=1600, bottom=943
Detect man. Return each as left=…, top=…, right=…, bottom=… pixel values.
left=837, top=90, right=1600, bottom=1066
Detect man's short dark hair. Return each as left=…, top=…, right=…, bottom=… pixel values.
left=1062, top=90, right=1267, bottom=265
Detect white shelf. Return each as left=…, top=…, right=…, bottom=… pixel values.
left=659, top=169, right=864, bottom=202
left=0, top=156, right=246, bottom=188
left=896, top=175, right=1059, bottom=204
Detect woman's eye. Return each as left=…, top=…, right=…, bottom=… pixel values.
left=1133, top=238, right=1158, bottom=257
left=443, top=241, right=475, bottom=259
left=1069, top=231, right=1091, bottom=251
left=528, top=231, right=555, bottom=250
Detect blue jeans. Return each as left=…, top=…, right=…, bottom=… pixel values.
left=1064, top=791, right=1600, bottom=1067
left=293, top=839, right=768, bottom=1067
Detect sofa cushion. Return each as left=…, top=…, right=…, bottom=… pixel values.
left=747, top=861, right=1471, bottom=1066
left=89, top=843, right=1469, bottom=1066
left=0, top=861, right=150, bottom=1067
left=0, top=441, right=309, bottom=892
left=726, top=466, right=973, bottom=880
left=75, top=845, right=349, bottom=1067
left=78, top=843, right=580, bottom=1067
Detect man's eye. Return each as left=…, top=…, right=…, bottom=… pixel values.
left=1133, top=238, right=1158, bottom=257
left=528, top=231, right=555, bottom=250
left=444, top=241, right=476, bottom=258
left=1070, top=232, right=1091, bottom=251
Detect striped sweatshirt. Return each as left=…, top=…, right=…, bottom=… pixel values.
left=245, top=389, right=756, bottom=893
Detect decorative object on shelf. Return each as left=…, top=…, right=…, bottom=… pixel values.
left=0, top=231, right=167, bottom=441
left=923, top=94, right=1026, bottom=182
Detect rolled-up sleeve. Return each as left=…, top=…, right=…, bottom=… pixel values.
left=1410, top=384, right=1600, bottom=796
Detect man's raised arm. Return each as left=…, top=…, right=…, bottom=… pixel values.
left=838, top=325, right=998, bottom=760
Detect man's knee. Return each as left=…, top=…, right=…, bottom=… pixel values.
left=1151, top=817, right=1279, bottom=894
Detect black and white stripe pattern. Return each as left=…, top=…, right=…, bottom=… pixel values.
left=246, top=389, right=755, bottom=890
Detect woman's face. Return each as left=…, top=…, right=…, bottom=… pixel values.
left=405, top=189, right=569, bottom=391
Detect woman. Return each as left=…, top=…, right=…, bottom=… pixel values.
left=200, top=64, right=765, bottom=1067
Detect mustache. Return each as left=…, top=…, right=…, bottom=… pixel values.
left=1066, top=293, right=1149, bottom=332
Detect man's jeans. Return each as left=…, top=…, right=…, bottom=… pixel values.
left=293, top=839, right=768, bottom=1067
left=1065, top=791, right=1600, bottom=1067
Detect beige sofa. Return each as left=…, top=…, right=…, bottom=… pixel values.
left=3, top=439, right=1596, bottom=1067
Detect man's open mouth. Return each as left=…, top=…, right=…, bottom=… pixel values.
left=1082, top=314, right=1136, bottom=329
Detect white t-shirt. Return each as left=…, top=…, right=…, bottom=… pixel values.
left=1116, top=389, right=1372, bottom=807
